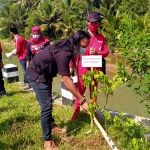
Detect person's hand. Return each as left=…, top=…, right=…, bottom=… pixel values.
left=0, top=62, right=4, bottom=68
left=12, top=49, right=17, bottom=55
left=80, top=100, right=88, bottom=111
left=89, top=47, right=96, bottom=55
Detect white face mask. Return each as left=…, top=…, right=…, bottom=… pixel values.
left=32, top=34, right=40, bottom=39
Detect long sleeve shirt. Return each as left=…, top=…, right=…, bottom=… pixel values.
left=0, top=43, right=2, bottom=62
left=85, top=33, right=109, bottom=71
left=14, top=34, right=27, bottom=60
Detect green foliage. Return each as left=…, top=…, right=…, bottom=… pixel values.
left=119, top=0, right=149, bottom=16
left=132, top=138, right=149, bottom=150
left=82, top=70, right=124, bottom=131
left=0, top=75, right=150, bottom=149
left=82, top=70, right=124, bottom=103
left=116, top=10, right=150, bottom=114
left=82, top=70, right=150, bottom=149
left=110, top=112, right=150, bottom=150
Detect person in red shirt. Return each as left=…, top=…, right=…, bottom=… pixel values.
left=71, top=12, right=109, bottom=120
left=26, top=26, right=50, bottom=67
left=10, top=26, right=31, bottom=90
left=0, top=42, right=8, bottom=96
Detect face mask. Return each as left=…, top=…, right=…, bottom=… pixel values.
left=79, top=47, right=86, bottom=54
left=88, top=23, right=99, bottom=32
left=32, top=34, right=40, bottom=39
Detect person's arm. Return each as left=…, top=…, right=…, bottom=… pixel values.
left=44, top=41, right=50, bottom=47
left=26, top=42, right=32, bottom=67
left=90, top=35, right=109, bottom=58
left=0, top=44, right=2, bottom=62
left=15, top=36, right=22, bottom=55
left=55, top=51, right=88, bottom=110
left=62, top=75, right=88, bottom=110
left=98, top=37, right=109, bottom=58
left=0, top=44, right=4, bottom=68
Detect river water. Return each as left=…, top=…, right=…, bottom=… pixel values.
left=2, top=53, right=149, bottom=118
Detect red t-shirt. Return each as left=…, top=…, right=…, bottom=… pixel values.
left=14, top=35, right=27, bottom=60
left=85, top=33, right=109, bottom=71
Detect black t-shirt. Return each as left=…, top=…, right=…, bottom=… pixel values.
left=26, top=45, right=73, bottom=82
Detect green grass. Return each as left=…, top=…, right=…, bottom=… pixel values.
left=0, top=82, right=150, bottom=150
left=1, top=39, right=14, bottom=52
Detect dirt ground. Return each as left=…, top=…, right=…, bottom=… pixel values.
left=61, top=134, right=112, bottom=150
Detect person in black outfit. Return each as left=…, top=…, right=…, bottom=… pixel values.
left=26, top=30, right=90, bottom=150
left=0, top=42, right=8, bottom=97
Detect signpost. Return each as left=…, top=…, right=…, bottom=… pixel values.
left=82, top=55, right=102, bottom=98
left=82, top=55, right=102, bottom=68
left=81, top=55, right=118, bottom=149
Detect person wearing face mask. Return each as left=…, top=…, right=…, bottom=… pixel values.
left=70, top=12, right=109, bottom=121
left=26, top=26, right=50, bottom=68
left=69, top=42, right=89, bottom=120
left=26, top=30, right=90, bottom=150
left=9, top=26, right=31, bottom=90
left=86, top=11, right=109, bottom=100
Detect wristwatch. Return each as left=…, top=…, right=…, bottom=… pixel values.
left=79, top=99, right=87, bottom=105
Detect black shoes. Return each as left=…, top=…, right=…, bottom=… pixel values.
left=0, top=92, right=8, bottom=97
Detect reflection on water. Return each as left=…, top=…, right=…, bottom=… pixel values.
left=54, top=74, right=149, bottom=118
left=2, top=54, right=149, bottom=118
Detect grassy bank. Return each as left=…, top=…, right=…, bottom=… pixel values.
left=0, top=82, right=110, bottom=150
left=0, top=82, right=150, bottom=150
left=1, top=39, right=14, bottom=52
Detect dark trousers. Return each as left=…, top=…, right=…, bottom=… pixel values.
left=0, top=68, right=6, bottom=94
left=27, top=76, right=55, bottom=141
left=20, top=58, right=29, bottom=84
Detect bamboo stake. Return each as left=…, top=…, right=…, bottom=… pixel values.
left=94, top=117, right=118, bottom=150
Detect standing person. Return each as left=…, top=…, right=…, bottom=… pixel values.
left=71, top=12, right=109, bottom=120
left=26, top=26, right=50, bottom=67
left=26, top=30, right=90, bottom=150
left=9, top=26, right=31, bottom=90
left=0, top=42, right=8, bottom=97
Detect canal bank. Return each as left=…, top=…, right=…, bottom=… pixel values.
left=2, top=49, right=149, bottom=118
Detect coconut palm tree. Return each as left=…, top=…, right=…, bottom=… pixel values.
left=0, top=1, right=29, bottom=37
left=134, top=10, right=150, bottom=33
left=17, top=0, right=40, bottom=9
left=25, top=0, right=60, bottom=38
left=49, top=0, right=88, bottom=38
left=0, top=4, right=19, bottom=37
left=91, top=0, right=121, bottom=52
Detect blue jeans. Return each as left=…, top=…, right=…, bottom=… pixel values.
left=27, top=76, right=55, bottom=141
left=0, top=68, right=6, bottom=94
left=20, top=58, right=29, bottom=84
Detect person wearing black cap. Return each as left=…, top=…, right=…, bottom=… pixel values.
left=71, top=12, right=109, bottom=121
left=0, top=42, right=8, bottom=97
left=9, top=26, right=31, bottom=90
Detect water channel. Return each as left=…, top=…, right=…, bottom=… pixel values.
left=2, top=52, right=150, bottom=118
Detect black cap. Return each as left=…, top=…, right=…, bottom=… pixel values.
left=87, top=12, right=101, bottom=22
left=10, top=26, right=18, bottom=33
